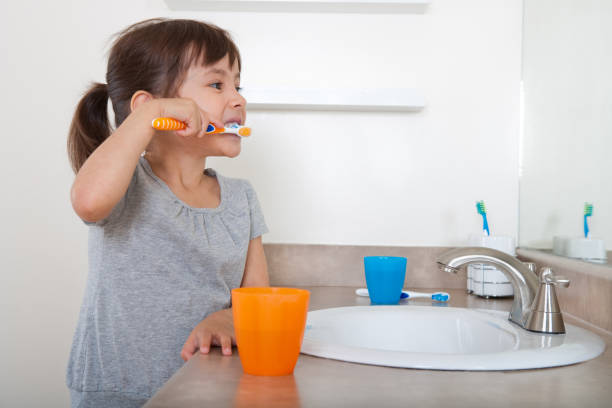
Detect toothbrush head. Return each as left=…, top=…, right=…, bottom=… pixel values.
left=431, top=292, right=450, bottom=302
left=209, top=123, right=252, bottom=137
left=584, top=203, right=593, bottom=217
left=237, top=127, right=251, bottom=137
left=476, top=200, right=487, bottom=215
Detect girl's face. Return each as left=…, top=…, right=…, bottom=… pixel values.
left=177, top=54, right=246, bottom=158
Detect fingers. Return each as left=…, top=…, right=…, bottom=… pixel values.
left=219, top=335, right=233, bottom=356
left=180, top=332, right=199, bottom=362
left=162, top=98, right=223, bottom=139
left=181, top=330, right=215, bottom=361
left=198, top=331, right=213, bottom=354
left=195, top=332, right=233, bottom=356
left=174, top=105, right=201, bottom=139
left=181, top=309, right=236, bottom=360
left=195, top=109, right=224, bottom=139
left=174, top=111, right=222, bottom=139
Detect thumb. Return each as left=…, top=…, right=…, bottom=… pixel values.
left=197, top=112, right=225, bottom=138
left=205, top=111, right=225, bottom=131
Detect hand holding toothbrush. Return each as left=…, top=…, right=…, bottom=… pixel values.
left=150, top=98, right=226, bottom=138
left=152, top=99, right=251, bottom=137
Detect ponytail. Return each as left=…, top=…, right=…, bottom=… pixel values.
left=67, top=83, right=111, bottom=173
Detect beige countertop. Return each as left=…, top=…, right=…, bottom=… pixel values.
left=145, top=287, right=612, bottom=408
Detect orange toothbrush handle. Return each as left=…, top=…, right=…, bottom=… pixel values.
left=151, top=117, right=186, bottom=131
left=152, top=117, right=219, bottom=133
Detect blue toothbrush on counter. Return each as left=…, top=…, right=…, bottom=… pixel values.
left=355, top=288, right=450, bottom=302
left=476, top=200, right=490, bottom=236
left=584, top=202, right=593, bottom=238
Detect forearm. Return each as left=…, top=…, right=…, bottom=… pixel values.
left=71, top=100, right=160, bottom=222
left=241, top=267, right=269, bottom=287
left=240, top=237, right=269, bottom=287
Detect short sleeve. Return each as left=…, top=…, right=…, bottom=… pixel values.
left=82, top=167, right=137, bottom=227
left=244, top=180, right=268, bottom=240
left=82, top=194, right=127, bottom=227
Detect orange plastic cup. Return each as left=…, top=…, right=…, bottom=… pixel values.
left=232, top=287, right=310, bottom=376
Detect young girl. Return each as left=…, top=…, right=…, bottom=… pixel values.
left=66, top=18, right=269, bottom=407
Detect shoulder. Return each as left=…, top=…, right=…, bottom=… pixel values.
left=206, top=170, right=262, bottom=215
left=207, top=169, right=256, bottom=198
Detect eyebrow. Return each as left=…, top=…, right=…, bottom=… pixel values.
left=205, top=68, right=240, bottom=80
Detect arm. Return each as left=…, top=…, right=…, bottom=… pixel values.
left=240, top=236, right=269, bottom=287
left=180, top=237, right=269, bottom=360
left=70, top=100, right=157, bottom=222
left=70, top=96, right=223, bottom=222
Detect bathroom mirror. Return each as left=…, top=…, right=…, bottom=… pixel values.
left=519, top=0, right=611, bottom=265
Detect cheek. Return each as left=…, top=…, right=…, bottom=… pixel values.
left=200, top=99, right=225, bottom=119
left=179, top=89, right=224, bottom=119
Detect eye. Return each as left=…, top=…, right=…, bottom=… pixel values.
left=235, top=86, right=242, bottom=93
left=209, top=82, right=222, bottom=90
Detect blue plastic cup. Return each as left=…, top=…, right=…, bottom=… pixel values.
left=364, top=256, right=407, bottom=305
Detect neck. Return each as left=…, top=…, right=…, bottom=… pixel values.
left=144, top=149, right=208, bottom=191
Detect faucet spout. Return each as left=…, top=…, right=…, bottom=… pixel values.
left=437, top=247, right=539, bottom=328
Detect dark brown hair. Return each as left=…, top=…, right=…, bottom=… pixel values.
left=67, top=18, right=241, bottom=173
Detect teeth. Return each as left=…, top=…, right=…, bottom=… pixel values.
left=224, top=122, right=240, bottom=128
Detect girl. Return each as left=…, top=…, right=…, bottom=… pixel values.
left=66, top=18, right=269, bottom=407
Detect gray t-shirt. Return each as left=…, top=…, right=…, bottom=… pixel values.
left=66, top=157, right=268, bottom=398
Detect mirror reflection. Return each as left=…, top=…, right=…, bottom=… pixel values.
left=519, top=0, right=611, bottom=265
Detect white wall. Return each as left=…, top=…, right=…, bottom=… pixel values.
left=207, top=2, right=522, bottom=246
left=520, top=0, right=612, bottom=249
left=0, top=0, right=522, bottom=406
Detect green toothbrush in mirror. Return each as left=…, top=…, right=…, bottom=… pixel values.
left=584, top=202, right=593, bottom=238
left=476, top=200, right=490, bottom=236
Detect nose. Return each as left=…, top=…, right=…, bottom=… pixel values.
left=230, top=88, right=246, bottom=110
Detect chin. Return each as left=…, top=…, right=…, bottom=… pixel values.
left=223, top=144, right=242, bottom=158
left=225, top=150, right=241, bottom=158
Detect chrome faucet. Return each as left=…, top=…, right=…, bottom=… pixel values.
left=437, top=247, right=569, bottom=334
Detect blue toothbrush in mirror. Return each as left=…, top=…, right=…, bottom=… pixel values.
left=476, top=200, right=490, bottom=236
left=584, top=202, right=593, bottom=238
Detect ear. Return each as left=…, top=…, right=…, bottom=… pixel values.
left=130, top=90, right=154, bottom=112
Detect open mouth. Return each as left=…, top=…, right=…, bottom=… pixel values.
left=224, top=120, right=242, bottom=128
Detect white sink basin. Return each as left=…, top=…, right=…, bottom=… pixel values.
left=300, top=305, right=605, bottom=371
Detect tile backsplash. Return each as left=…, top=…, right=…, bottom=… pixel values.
left=265, top=244, right=465, bottom=289
left=264, top=244, right=612, bottom=334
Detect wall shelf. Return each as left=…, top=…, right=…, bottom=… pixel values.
left=164, top=0, right=430, bottom=13
left=240, top=88, right=425, bottom=112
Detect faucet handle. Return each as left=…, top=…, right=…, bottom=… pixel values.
left=526, top=267, right=568, bottom=333
left=539, top=267, right=570, bottom=287
left=523, top=261, right=537, bottom=273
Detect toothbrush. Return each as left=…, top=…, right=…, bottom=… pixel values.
left=151, top=117, right=251, bottom=137
left=584, top=202, right=593, bottom=238
left=355, top=288, right=450, bottom=302
left=476, top=200, right=490, bottom=236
